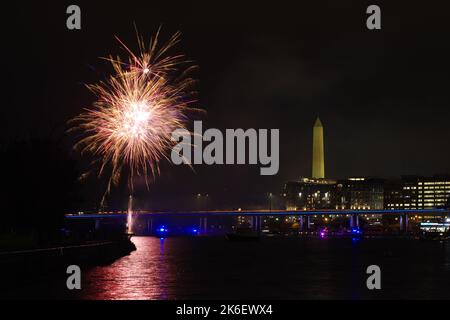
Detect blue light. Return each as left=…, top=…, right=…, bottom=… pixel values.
left=158, top=226, right=168, bottom=233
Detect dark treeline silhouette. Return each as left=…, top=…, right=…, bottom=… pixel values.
left=0, top=139, right=81, bottom=246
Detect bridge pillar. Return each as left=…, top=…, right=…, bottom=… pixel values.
left=404, top=214, right=409, bottom=232
left=147, top=217, right=153, bottom=235
left=399, top=215, right=404, bottom=233
left=299, top=216, right=304, bottom=231
left=306, top=215, right=311, bottom=231
left=94, top=219, right=101, bottom=231
left=348, top=214, right=359, bottom=228
left=252, top=216, right=261, bottom=234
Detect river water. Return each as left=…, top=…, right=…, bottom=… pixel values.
left=4, top=236, right=450, bottom=299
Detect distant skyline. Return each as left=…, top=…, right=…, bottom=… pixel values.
left=3, top=1, right=450, bottom=202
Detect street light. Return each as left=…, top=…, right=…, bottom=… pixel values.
left=268, top=193, right=273, bottom=212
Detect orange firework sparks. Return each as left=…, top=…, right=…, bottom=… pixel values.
left=69, top=29, right=198, bottom=199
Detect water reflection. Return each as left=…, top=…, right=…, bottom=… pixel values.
left=78, top=237, right=450, bottom=300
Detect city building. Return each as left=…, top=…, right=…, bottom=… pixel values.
left=284, top=178, right=336, bottom=210
left=312, top=117, right=325, bottom=179
left=284, top=115, right=450, bottom=212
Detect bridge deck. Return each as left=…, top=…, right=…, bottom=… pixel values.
left=66, top=209, right=450, bottom=219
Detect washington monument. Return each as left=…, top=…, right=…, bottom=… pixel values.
left=312, top=117, right=325, bottom=179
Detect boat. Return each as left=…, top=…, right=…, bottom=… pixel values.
left=419, top=230, right=450, bottom=241
left=419, top=221, right=450, bottom=241
left=226, top=228, right=260, bottom=241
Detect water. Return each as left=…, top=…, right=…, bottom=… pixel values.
left=4, top=237, right=450, bottom=299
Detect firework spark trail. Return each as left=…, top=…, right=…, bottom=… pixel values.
left=69, top=30, right=198, bottom=203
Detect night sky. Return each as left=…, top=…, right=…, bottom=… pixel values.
left=3, top=1, right=450, bottom=209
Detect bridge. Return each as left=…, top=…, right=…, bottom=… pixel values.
left=66, top=209, right=450, bottom=236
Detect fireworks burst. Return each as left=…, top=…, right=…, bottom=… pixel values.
left=69, top=29, right=198, bottom=201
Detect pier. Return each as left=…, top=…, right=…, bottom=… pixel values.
left=66, top=209, right=450, bottom=236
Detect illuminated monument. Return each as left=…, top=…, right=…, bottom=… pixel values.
left=283, top=116, right=334, bottom=210
left=312, top=117, right=325, bottom=179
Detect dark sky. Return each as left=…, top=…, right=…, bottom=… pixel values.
left=3, top=1, right=450, bottom=206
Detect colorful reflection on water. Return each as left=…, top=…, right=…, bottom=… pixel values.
left=82, top=237, right=174, bottom=299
